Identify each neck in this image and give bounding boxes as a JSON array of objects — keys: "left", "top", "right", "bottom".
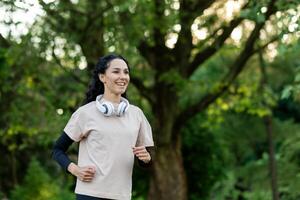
[{"left": 102, "top": 92, "right": 121, "bottom": 104}]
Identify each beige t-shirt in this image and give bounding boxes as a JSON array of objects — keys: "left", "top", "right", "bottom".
[{"left": 64, "top": 101, "right": 154, "bottom": 200}]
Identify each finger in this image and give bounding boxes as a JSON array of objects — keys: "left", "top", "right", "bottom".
[
  {"left": 81, "top": 166, "right": 95, "bottom": 173},
  {"left": 134, "top": 146, "right": 146, "bottom": 150},
  {"left": 83, "top": 172, "right": 95, "bottom": 177},
  {"left": 81, "top": 177, "right": 93, "bottom": 182},
  {"left": 133, "top": 148, "right": 146, "bottom": 152},
  {"left": 137, "top": 155, "right": 150, "bottom": 159},
  {"left": 137, "top": 152, "right": 150, "bottom": 158},
  {"left": 133, "top": 148, "right": 147, "bottom": 154},
  {"left": 86, "top": 170, "right": 95, "bottom": 175},
  {"left": 83, "top": 171, "right": 95, "bottom": 177},
  {"left": 133, "top": 146, "right": 145, "bottom": 151},
  {"left": 136, "top": 152, "right": 149, "bottom": 156},
  {"left": 137, "top": 156, "right": 150, "bottom": 162},
  {"left": 82, "top": 168, "right": 95, "bottom": 174},
  {"left": 87, "top": 166, "right": 96, "bottom": 173},
  {"left": 134, "top": 152, "right": 149, "bottom": 159},
  {"left": 84, "top": 175, "right": 95, "bottom": 180},
  {"left": 80, "top": 172, "right": 95, "bottom": 180}
]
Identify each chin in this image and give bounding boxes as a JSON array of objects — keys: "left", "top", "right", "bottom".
[{"left": 114, "top": 90, "right": 126, "bottom": 95}]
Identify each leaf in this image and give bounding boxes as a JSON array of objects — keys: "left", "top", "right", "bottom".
[{"left": 281, "top": 85, "right": 293, "bottom": 99}]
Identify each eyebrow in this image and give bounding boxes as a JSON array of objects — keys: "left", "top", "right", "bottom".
[{"left": 111, "top": 67, "right": 129, "bottom": 70}]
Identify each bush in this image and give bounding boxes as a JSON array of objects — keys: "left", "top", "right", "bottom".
[{"left": 10, "top": 159, "right": 74, "bottom": 200}]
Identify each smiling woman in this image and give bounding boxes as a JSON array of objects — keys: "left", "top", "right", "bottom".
[
  {"left": 52, "top": 54, "right": 154, "bottom": 200},
  {"left": 98, "top": 59, "right": 130, "bottom": 101}
]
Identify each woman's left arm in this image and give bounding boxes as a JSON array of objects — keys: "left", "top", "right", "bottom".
[{"left": 133, "top": 146, "right": 154, "bottom": 168}]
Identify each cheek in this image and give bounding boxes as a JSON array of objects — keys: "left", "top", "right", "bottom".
[{"left": 106, "top": 76, "right": 116, "bottom": 83}]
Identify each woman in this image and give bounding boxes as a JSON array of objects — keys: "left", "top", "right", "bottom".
[{"left": 52, "top": 54, "right": 154, "bottom": 200}]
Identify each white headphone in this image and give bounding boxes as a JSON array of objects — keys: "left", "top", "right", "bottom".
[{"left": 95, "top": 95, "right": 129, "bottom": 117}]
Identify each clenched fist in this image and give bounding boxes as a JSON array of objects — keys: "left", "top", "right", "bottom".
[
  {"left": 68, "top": 163, "right": 96, "bottom": 182},
  {"left": 132, "top": 146, "right": 151, "bottom": 163}
]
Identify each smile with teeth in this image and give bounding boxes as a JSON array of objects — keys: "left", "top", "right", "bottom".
[{"left": 116, "top": 82, "right": 126, "bottom": 86}]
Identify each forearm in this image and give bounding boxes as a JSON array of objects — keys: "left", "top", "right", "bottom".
[{"left": 52, "top": 131, "right": 74, "bottom": 171}]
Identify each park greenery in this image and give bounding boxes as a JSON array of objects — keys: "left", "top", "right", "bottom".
[{"left": 0, "top": 0, "right": 300, "bottom": 199}]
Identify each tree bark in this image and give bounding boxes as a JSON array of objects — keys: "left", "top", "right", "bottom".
[
  {"left": 146, "top": 81, "right": 187, "bottom": 200},
  {"left": 11, "top": 151, "right": 18, "bottom": 186},
  {"left": 148, "top": 143, "right": 187, "bottom": 200},
  {"left": 264, "top": 116, "right": 280, "bottom": 200},
  {"left": 259, "top": 51, "right": 279, "bottom": 200}
]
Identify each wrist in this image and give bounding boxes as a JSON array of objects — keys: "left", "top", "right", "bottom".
[{"left": 68, "top": 163, "right": 78, "bottom": 176}]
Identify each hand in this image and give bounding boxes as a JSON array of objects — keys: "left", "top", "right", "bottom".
[
  {"left": 68, "top": 163, "right": 96, "bottom": 182},
  {"left": 132, "top": 146, "right": 151, "bottom": 163}
]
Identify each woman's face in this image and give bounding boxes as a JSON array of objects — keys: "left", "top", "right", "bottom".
[{"left": 99, "top": 58, "right": 130, "bottom": 96}]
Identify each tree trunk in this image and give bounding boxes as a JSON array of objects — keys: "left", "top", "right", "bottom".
[
  {"left": 148, "top": 143, "right": 187, "bottom": 200},
  {"left": 259, "top": 51, "right": 279, "bottom": 200},
  {"left": 264, "top": 116, "right": 280, "bottom": 200},
  {"left": 11, "top": 151, "right": 18, "bottom": 186}
]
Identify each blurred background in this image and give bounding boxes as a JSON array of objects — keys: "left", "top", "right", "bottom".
[{"left": 0, "top": 0, "right": 300, "bottom": 199}]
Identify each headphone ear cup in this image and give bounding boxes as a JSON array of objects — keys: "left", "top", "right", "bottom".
[
  {"left": 117, "top": 98, "right": 129, "bottom": 116},
  {"left": 101, "top": 102, "right": 114, "bottom": 116},
  {"left": 117, "top": 102, "right": 126, "bottom": 116}
]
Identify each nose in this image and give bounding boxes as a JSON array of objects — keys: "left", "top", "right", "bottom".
[{"left": 120, "top": 72, "right": 129, "bottom": 80}]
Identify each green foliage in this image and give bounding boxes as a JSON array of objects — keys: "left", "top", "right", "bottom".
[
  {"left": 182, "top": 114, "right": 226, "bottom": 199},
  {"left": 159, "top": 69, "right": 187, "bottom": 91},
  {"left": 274, "top": 40, "right": 300, "bottom": 100},
  {"left": 179, "top": 46, "right": 238, "bottom": 111},
  {"left": 131, "top": 165, "right": 150, "bottom": 200},
  {"left": 1, "top": 0, "right": 300, "bottom": 199},
  {"left": 10, "top": 159, "right": 74, "bottom": 200},
  {"left": 242, "top": 9, "right": 266, "bottom": 23},
  {"left": 209, "top": 112, "right": 300, "bottom": 200},
  {"left": 276, "top": 0, "right": 300, "bottom": 11}
]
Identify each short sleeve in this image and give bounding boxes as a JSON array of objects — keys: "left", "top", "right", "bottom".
[
  {"left": 63, "top": 108, "right": 86, "bottom": 142},
  {"left": 136, "top": 108, "right": 154, "bottom": 147}
]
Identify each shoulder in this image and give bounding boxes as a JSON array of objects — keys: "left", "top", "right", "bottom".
[
  {"left": 128, "top": 104, "right": 149, "bottom": 121},
  {"left": 128, "top": 104, "right": 143, "bottom": 115},
  {"left": 74, "top": 101, "right": 96, "bottom": 116}
]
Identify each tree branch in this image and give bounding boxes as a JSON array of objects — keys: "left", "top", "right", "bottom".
[
  {"left": 137, "top": 0, "right": 171, "bottom": 68},
  {"left": 0, "top": 33, "right": 10, "bottom": 48},
  {"left": 153, "top": 0, "right": 166, "bottom": 47},
  {"left": 174, "top": 0, "right": 278, "bottom": 132},
  {"left": 137, "top": 40, "right": 156, "bottom": 67},
  {"left": 184, "top": 1, "right": 251, "bottom": 77},
  {"left": 253, "top": 29, "right": 294, "bottom": 54},
  {"left": 130, "top": 76, "right": 155, "bottom": 105},
  {"left": 173, "top": 0, "right": 215, "bottom": 68},
  {"left": 253, "top": 36, "right": 279, "bottom": 54},
  {"left": 38, "top": 0, "right": 71, "bottom": 31},
  {"left": 61, "top": 0, "right": 86, "bottom": 15},
  {"left": 185, "top": 17, "right": 243, "bottom": 77},
  {"left": 51, "top": 46, "right": 88, "bottom": 86}
]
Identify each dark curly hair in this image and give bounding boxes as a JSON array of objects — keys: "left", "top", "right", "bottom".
[{"left": 83, "top": 54, "right": 130, "bottom": 105}]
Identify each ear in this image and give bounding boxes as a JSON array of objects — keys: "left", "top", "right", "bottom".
[{"left": 99, "top": 74, "right": 106, "bottom": 83}]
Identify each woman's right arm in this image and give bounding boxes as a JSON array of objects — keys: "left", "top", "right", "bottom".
[
  {"left": 52, "top": 132, "right": 96, "bottom": 182},
  {"left": 52, "top": 131, "right": 74, "bottom": 172}
]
